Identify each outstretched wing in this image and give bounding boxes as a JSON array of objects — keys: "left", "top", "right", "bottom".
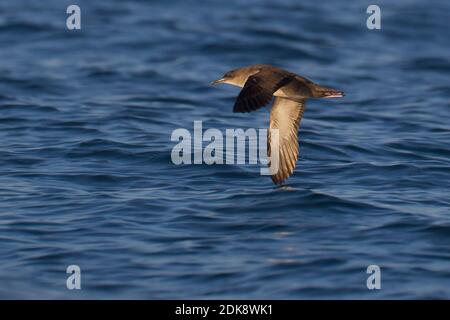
[
  {"left": 268, "top": 97, "right": 306, "bottom": 184},
  {"left": 233, "top": 69, "right": 292, "bottom": 113}
]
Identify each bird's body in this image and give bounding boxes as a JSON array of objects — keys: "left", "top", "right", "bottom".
[{"left": 212, "top": 64, "right": 344, "bottom": 184}]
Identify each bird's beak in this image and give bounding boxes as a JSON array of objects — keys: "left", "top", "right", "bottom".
[{"left": 210, "top": 78, "right": 226, "bottom": 86}]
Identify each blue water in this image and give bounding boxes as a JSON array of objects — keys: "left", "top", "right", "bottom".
[{"left": 0, "top": 0, "right": 449, "bottom": 299}]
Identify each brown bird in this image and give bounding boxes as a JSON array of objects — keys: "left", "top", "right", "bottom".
[{"left": 212, "top": 64, "right": 344, "bottom": 184}]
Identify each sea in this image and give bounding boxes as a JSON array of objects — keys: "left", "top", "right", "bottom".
[{"left": 0, "top": 0, "right": 449, "bottom": 299}]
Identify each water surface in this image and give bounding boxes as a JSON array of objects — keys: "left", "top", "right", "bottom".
[{"left": 0, "top": 0, "right": 449, "bottom": 299}]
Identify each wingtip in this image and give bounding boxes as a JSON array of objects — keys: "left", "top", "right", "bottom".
[{"left": 271, "top": 175, "right": 287, "bottom": 185}]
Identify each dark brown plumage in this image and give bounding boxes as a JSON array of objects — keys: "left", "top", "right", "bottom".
[
  {"left": 233, "top": 68, "right": 293, "bottom": 113},
  {"left": 212, "top": 64, "right": 344, "bottom": 185}
]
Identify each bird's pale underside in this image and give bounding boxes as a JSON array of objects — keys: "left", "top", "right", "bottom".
[{"left": 212, "top": 64, "right": 344, "bottom": 185}]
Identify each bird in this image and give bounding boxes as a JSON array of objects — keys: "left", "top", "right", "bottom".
[{"left": 211, "top": 64, "right": 344, "bottom": 185}]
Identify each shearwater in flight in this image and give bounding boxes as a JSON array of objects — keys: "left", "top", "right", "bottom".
[{"left": 211, "top": 64, "right": 344, "bottom": 184}]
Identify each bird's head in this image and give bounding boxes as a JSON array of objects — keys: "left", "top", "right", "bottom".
[
  {"left": 211, "top": 69, "right": 241, "bottom": 86},
  {"left": 211, "top": 65, "right": 261, "bottom": 88}
]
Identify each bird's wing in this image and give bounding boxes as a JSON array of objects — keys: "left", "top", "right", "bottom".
[
  {"left": 268, "top": 97, "right": 306, "bottom": 184},
  {"left": 233, "top": 69, "right": 292, "bottom": 113}
]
